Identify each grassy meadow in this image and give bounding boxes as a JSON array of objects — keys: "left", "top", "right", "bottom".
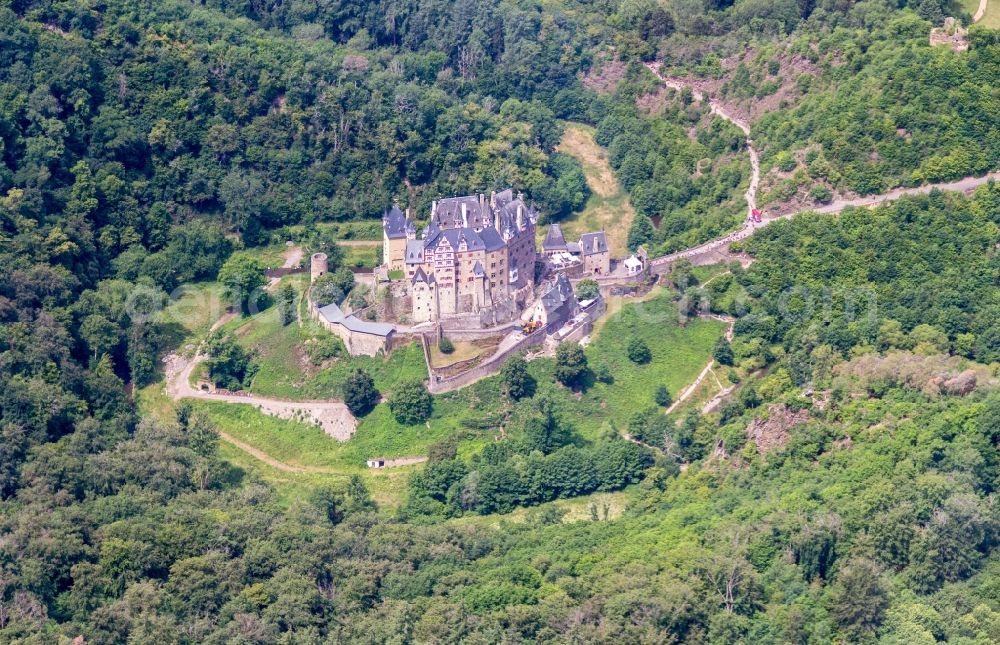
[
  {"left": 550, "top": 122, "right": 637, "bottom": 256},
  {"left": 961, "top": 0, "right": 1000, "bottom": 28}
]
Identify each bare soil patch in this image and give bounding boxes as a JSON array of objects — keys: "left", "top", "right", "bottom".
[
  {"left": 558, "top": 126, "right": 619, "bottom": 198},
  {"left": 583, "top": 58, "right": 628, "bottom": 94}
]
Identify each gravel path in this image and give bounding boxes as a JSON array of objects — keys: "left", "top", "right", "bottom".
[
  {"left": 975, "top": 0, "right": 988, "bottom": 22},
  {"left": 664, "top": 314, "right": 735, "bottom": 415},
  {"left": 163, "top": 351, "right": 358, "bottom": 440},
  {"left": 645, "top": 63, "right": 760, "bottom": 218}
]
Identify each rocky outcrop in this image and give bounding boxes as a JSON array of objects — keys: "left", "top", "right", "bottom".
[{"left": 746, "top": 404, "right": 810, "bottom": 455}]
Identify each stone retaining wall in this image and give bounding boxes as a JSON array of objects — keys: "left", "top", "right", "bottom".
[
  {"left": 440, "top": 325, "right": 518, "bottom": 342},
  {"left": 427, "top": 328, "right": 547, "bottom": 394}
]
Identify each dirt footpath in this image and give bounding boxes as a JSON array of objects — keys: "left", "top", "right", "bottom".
[{"left": 163, "top": 351, "right": 358, "bottom": 440}]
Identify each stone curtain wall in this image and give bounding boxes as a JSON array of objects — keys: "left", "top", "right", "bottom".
[{"left": 426, "top": 327, "right": 547, "bottom": 394}]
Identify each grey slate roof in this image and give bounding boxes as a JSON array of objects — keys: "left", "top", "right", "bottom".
[
  {"left": 566, "top": 242, "right": 581, "bottom": 254},
  {"left": 411, "top": 266, "right": 435, "bottom": 285},
  {"left": 342, "top": 316, "right": 395, "bottom": 336},
  {"left": 424, "top": 226, "right": 508, "bottom": 254},
  {"left": 405, "top": 239, "right": 425, "bottom": 264},
  {"left": 402, "top": 189, "right": 536, "bottom": 263},
  {"left": 533, "top": 274, "right": 579, "bottom": 331},
  {"left": 318, "top": 302, "right": 345, "bottom": 324},
  {"left": 427, "top": 190, "right": 537, "bottom": 236},
  {"left": 542, "top": 224, "right": 568, "bottom": 251},
  {"left": 479, "top": 226, "right": 505, "bottom": 252},
  {"left": 472, "top": 261, "right": 485, "bottom": 277},
  {"left": 422, "top": 218, "right": 440, "bottom": 241},
  {"left": 317, "top": 302, "right": 394, "bottom": 337},
  {"left": 434, "top": 196, "right": 491, "bottom": 228},
  {"left": 540, "top": 274, "right": 576, "bottom": 313},
  {"left": 579, "top": 231, "right": 608, "bottom": 256},
  {"left": 383, "top": 204, "right": 408, "bottom": 239}
]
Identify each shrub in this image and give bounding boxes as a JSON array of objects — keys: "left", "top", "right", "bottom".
[
  {"left": 311, "top": 267, "right": 355, "bottom": 306},
  {"left": 276, "top": 283, "right": 296, "bottom": 326},
  {"left": 206, "top": 332, "right": 257, "bottom": 390},
  {"left": 576, "top": 279, "right": 600, "bottom": 301},
  {"left": 438, "top": 337, "right": 454, "bottom": 354},
  {"left": 500, "top": 355, "right": 535, "bottom": 400},
  {"left": 554, "top": 342, "right": 588, "bottom": 388},
  {"left": 389, "top": 380, "right": 433, "bottom": 425},
  {"left": 342, "top": 369, "right": 379, "bottom": 416},
  {"left": 627, "top": 337, "right": 651, "bottom": 364},
  {"left": 655, "top": 385, "right": 672, "bottom": 407},
  {"left": 775, "top": 151, "right": 797, "bottom": 172},
  {"left": 809, "top": 184, "right": 833, "bottom": 204},
  {"left": 713, "top": 338, "right": 735, "bottom": 366},
  {"left": 304, "top": 335, "right": 342, "bottom": 365}
]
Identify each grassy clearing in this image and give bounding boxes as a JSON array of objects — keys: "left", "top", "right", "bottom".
[
  {"left": 582, "top": 289, "right": 725, "bottom": 425},
  {"left": 188, "top": 392, "right": 493, "bottom": 489},
  {"left": 136, "top": 379, "right": 432, "bottom": 509},
  {"left": 283, "top": 220, "right": 382, "bottom": 241},
  {"left": 691, "top": 263, "right": 731, "bottom": 284},
  {"left": 429, "top": 337, "right": 499, "bottom": 368},
  {"left": 449, "top": 489, "right": 632, "bottom": 528},
  {"left": 158, "top": 282, "right": 228, "bottom": 349},
  {"left": 339, "top": 244, "right": 379, "bottom": 269},
  {"left": 504, "top": 287, "right": 725, "bottom": 442},
  {"left": 981, "top": 2, "right": 1000, "bottom": 28},
  {"left": 960, "top": 0, "right": 1000, "bottom": 27},
  {"left": 553, "top": 122, "right": 637, "bottom": 256}
]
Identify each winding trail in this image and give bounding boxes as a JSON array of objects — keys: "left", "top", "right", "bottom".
[
  {"left": 166, "top": 245, "right": 355, "bottom": 438},
  {"left": 645, "top": 63, "right": 759, "bottom": 219},
  {"left": 643, "top": 62, "right": 1000, "bottom": 412},
  {"left": 975, "top": 0, "right": 988, "bottom": 23},
  {"left": 643, "top": 62, "right": 1000, "bottom": 270},
  {"left": 163, "top": 243, "right": 431, "bottom": 471},
  {"left": 164, "top": 350, "right": 357, "bottom": 440},
  {"left": 665, "top": 314, "right": 735, "bottom": 415}
]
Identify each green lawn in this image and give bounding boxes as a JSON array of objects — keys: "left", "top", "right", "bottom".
[
  {"left": 691, "top": 263, "right": 731, "bottom": 284},
  {"left": 585, "top": 290, "right": 724, "bottom": 418},
  {"left": 216, "top": 441, "right": 415, "bottom": 510},
  {"left": 283, "top": 220, "right": 382, "bottom": 241},
  {"left": 158, "top": 281, "right": 228, "bottom": 349},
  {"left": 340, "top": 244, "right": 380, "bottom": 269}
]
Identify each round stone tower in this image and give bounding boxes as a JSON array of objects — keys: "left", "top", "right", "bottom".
[{"left": 310, "top": 252, "right": 328, "bottom": 282}]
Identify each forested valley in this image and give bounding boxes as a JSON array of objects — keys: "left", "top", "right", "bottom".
[{"left": 3, "top": 0, "right": 1000, "bottom": 642}]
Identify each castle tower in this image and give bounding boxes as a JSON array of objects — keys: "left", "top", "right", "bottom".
[{"left": 310, "top": 252, "right": 328, "bottom": 283}]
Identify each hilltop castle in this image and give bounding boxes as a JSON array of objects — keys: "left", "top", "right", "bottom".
[{"left": 383, "top": 190, "right": 538, "bottom": 323}]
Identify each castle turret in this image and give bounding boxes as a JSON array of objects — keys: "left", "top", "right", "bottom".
[{"left": 311, "top": 253, "right": 328, "bottom": 282}]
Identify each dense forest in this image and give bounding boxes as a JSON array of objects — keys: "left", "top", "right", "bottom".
[{"left": 4, "top": 0, "right": 1000, "bottom": 642}]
